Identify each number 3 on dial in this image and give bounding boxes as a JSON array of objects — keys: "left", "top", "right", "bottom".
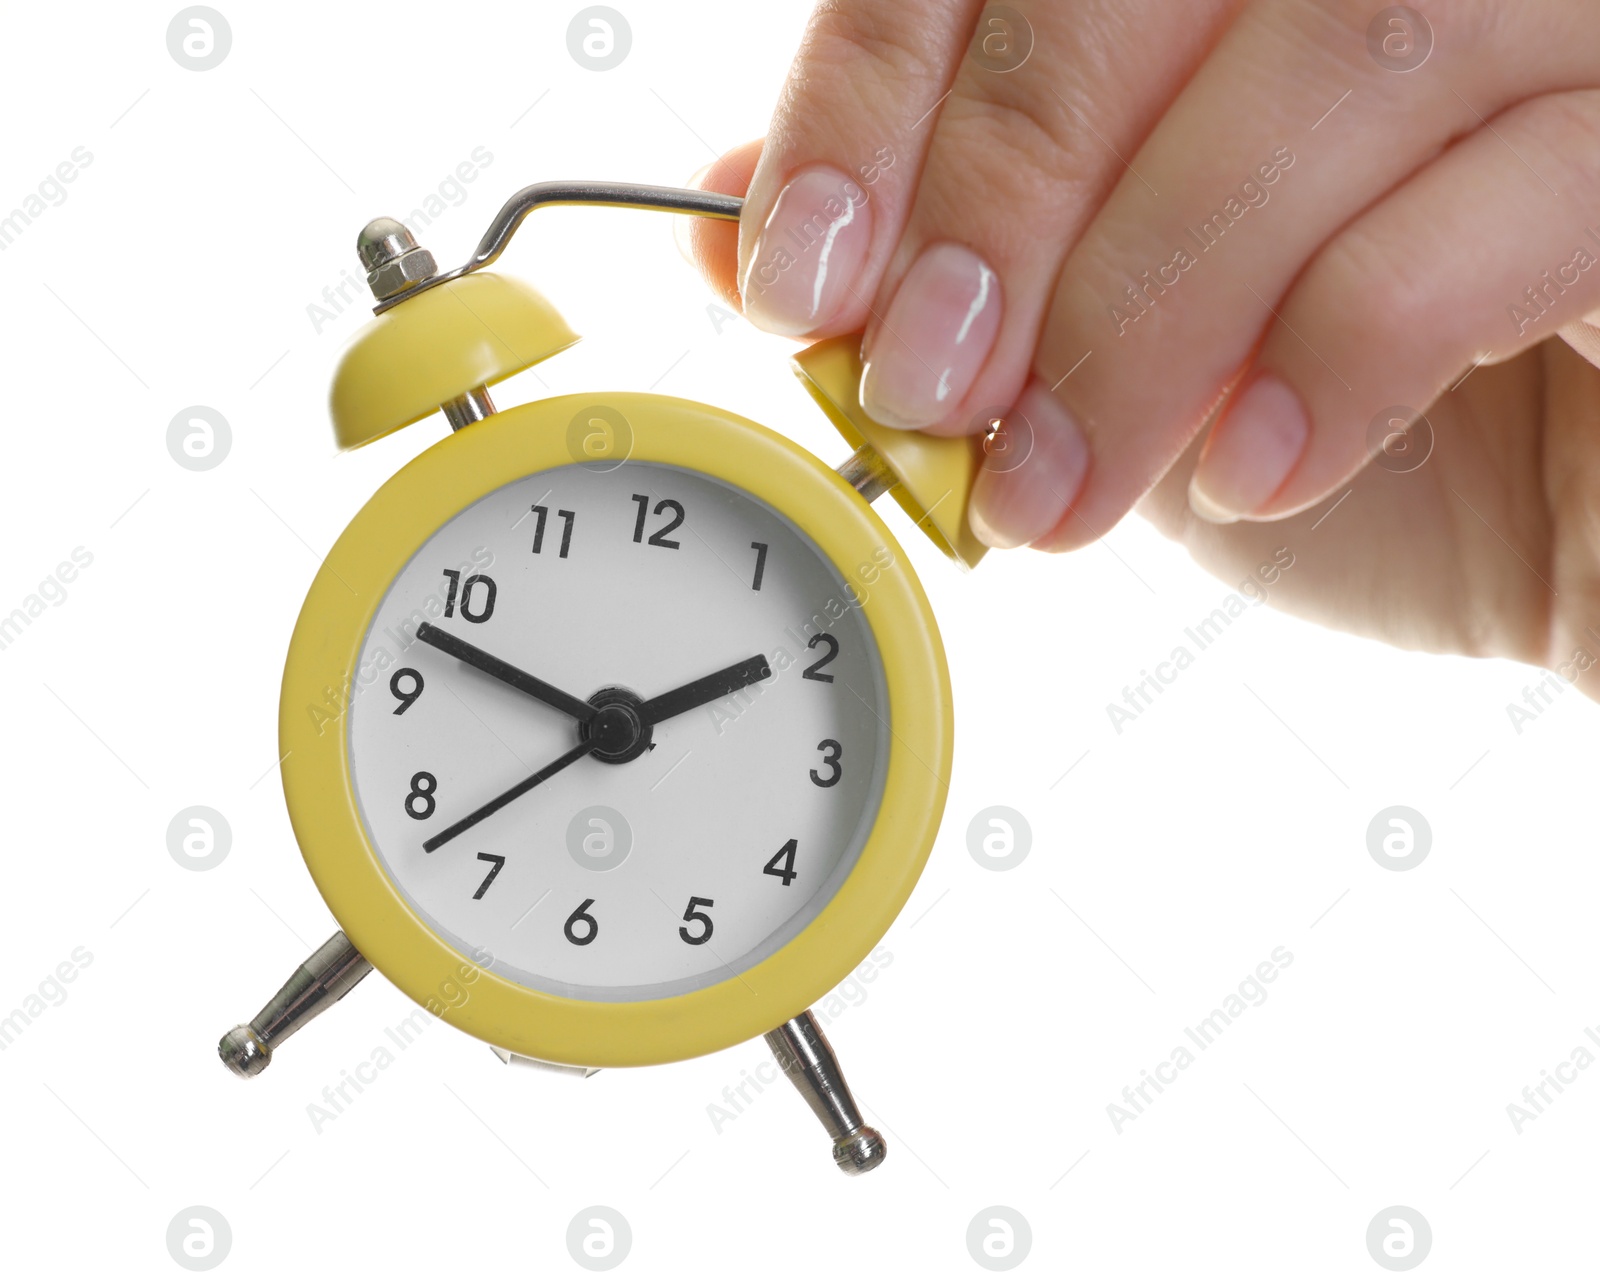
[{"left": 810, "top": 739, "right": 842, "bottom": 787}]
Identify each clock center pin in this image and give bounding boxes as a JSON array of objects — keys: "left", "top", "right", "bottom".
[{"left": 582, "top": 687, "right": 652, "bottom": 764}]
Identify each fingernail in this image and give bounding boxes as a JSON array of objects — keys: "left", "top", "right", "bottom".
[
  {"left": 740, "top": 165, "right": 873, "bottom": 336},
  {"left": 860, "top": 243, "right": 1001, "bottom": 430},
  {"left": 969, "top": 381, "right": 1090, "bottom": 549},
  {"left": 1188, "top": 373, "right": 1309, "bottom": 524}
]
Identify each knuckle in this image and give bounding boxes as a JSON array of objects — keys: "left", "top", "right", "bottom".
[
  {"left": 1315, "top": 223, "right": 1436, "bottom": 343},
  {"left": 917, "top": 90, "right": 1090, "bottom": 230},
  {"left": 944, "top": 92, "right": 1072, "bottom": 173},
  {"left": 803, "top": 3, "right": 959, "bottom": 92},
  {"left": 1511, "top": 90, "right": 1600, "bottom": 180}
]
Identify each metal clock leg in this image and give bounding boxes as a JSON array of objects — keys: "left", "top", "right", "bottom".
[
  {"left": 217, "top": 931, "right": 373, "bottom": 1078},
  {"left": 765, "top": 1011, "right": 888, "bottom": 1175}
]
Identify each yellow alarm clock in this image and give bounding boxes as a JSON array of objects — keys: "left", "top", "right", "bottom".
[{"left": 217, "top": 181, "right": 987, "bottom": 1175}]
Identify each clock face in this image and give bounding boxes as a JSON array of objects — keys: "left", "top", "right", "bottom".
[{"left": 347, "top": 461, "right": 890, "bottom": 1002}]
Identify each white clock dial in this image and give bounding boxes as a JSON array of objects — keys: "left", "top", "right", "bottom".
[{"left": 348, "top": 461, "right": 890, "bottom": 1001}]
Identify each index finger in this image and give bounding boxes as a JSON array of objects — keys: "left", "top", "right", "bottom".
[{"left": 732, "top": 0, "right": 984, "bottom": 338}]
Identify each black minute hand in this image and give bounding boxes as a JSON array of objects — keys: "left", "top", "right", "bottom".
[
  {"left": 415, "top": 622, "right": 595, "bottom": 723},
  {"left": 638, "top": 655, "right": 772, "bottom": 726}
]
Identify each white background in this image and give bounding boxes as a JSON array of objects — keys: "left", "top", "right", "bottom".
[{"left": 1, "top": 2, "right": 1594, "bottom": 1274}]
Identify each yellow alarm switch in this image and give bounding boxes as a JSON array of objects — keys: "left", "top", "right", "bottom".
[{"left": 793, "top": 335, "right": 989, "bottom": 571}]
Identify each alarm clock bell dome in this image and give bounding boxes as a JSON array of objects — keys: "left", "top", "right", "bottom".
[{"left": 329, "top": 219, "right": 579, "bottom": 451}]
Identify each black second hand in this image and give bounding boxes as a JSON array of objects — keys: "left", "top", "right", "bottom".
[{"left": 423, "top": 739, "right": 597, "bottom": 853}]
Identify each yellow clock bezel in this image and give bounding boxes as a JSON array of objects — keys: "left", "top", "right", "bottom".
[{"left": 279, "top": 393, "right": 952, "bottom": 1068}]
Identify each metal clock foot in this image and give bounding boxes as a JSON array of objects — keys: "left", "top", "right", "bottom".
[
  {"left": 764, "top": 1011, "right": 887, "bottom": 1175},
  {"left": 217, "top": 931, "right": 373, "bottom": 1078}
]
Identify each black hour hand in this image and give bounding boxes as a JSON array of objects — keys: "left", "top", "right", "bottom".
[{"left": 638, "top": 655, "right": 771, "bottom": 726}]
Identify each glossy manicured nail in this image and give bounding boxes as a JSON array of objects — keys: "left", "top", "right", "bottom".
[
  {"left": 860, "top": 243, "right": 1001, "bottom": 430},
  {"left": 1189, "top": 373, "right": 1309, "bottom": 524},
  {"left": 969, "top": 381, "right": 1090, "bottom": 549},
  {"left": 740, "top": 165, "right": 872, "bottom": 336}
]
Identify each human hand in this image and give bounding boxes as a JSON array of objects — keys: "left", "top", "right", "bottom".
[{"left": 684, "top": 1, "right": 1600, "bottom": 690}]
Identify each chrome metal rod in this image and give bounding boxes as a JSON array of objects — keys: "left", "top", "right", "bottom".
[
  {"left": 441, "top": 384, "right": 496, "bottom": 431},
  {"left": 765, "top": 1011, "right": 887, "bottom": 1175},
  {"left": 218, "top": 931, "right": 372, "bottom": 1078},
  {"left": 836, "top": 444, "right": 897, "bottom": 504},
  {"left": 375, "top": 181, "right": 744, "bottom": 314}
]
